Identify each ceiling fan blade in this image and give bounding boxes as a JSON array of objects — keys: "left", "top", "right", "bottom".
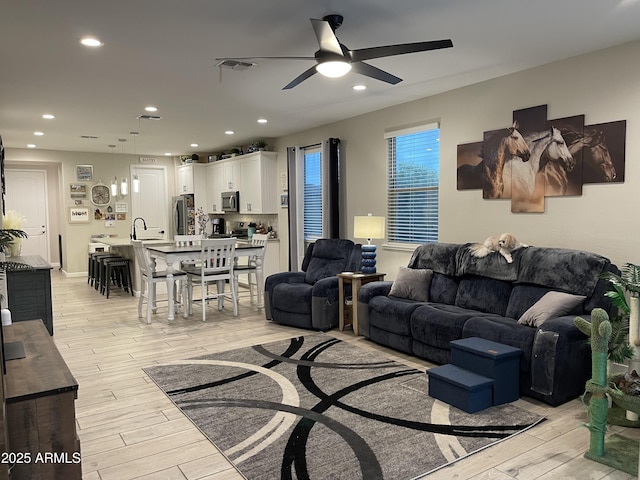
[
  {"left": 215, "top": 56, "right": 316, "bottom": 62},
  {"left": 282, "top": 65, "right": 318, "bottom": 90},
  {"left": 350, "top": 39, "right": 453, "bottom": 62},
  {"left": 350, "top": 61, "right": 402, "bottom": 85},
  {"left": 310, "top": 18, "right": 344, "bottom": 57}
]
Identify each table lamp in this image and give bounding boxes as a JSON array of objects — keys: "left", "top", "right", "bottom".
[{"left": 354, "top": 214, "right": 385, "bottom": 273}]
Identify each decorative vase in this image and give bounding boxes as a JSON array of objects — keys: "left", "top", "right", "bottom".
[{"left": 7, "top": 240, "right": 21, "bottom": 257}]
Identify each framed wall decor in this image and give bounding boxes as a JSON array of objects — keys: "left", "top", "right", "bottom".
[
  {"left": 76, "top": 165, "right": 93, "bottom": 181},
  {"left": 68, "top": 206, "right": 90, "bottom": 223},
  {"left": 70, "top": 183, "right": 87, "bottom": 198}
]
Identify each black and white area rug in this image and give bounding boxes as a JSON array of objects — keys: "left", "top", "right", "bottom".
[{"left": 144, "top": 334, "right": 544, "bottom": 480}]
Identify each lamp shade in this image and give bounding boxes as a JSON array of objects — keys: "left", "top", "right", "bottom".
[{"left": 354, "top": 215, "right": 385, "bottom": 240}]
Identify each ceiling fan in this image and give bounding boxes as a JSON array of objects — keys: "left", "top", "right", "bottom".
[{"left": 215, "top": 14, "right": 453, "bottom": 90}]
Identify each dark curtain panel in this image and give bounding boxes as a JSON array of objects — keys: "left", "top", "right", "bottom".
[
  {"left": 286, "top": 146, "right": 299, "bottom": 271},
  {"left": 325, "top": 138, "right": 340, "bottom": 238}
]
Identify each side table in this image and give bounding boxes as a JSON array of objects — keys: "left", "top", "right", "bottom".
[{"left": 337, "top": 272, "right": 385, "bottom": 336}]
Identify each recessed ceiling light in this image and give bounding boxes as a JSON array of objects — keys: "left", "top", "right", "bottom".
[
  {"left": 164, "top": 152, "right": 172, "bottom": 156},
  {"left": 225, "top": 130, "right": 235, "bottom": 135},
  {"left": 145, "top": 106, "right": 158, "bottom": 112},
  {"left": 34, "top": 131, "right": 44, "bottom": 136},
  {"left": 257, "top": 118, "right": 268, "bottom": 124},
  {"left": 190, "top": 143, "right": 199, "bottom": 148},
  {"left": 80, "top": 37, "right": 103, "bottom": 47},
  {"left": 353, "top": 84, "right": 367, "bottom": 91},
  {"left": 42, "top": 114, "right": 55, "bottom": 119},
  {"left": 27, "top": 144, "right": 36, "bottom": 148}
]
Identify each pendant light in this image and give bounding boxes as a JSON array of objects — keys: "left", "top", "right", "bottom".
[
  {"left": 131, "top": 131, "right": 140, "bottom": 193},
  {"left": 108, "top": 144, "right": 118, "bottom": 197}
]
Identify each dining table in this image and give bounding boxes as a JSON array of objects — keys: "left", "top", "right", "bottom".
[{"left": 145, "top": 242, "right": 265, "bottom": 322}]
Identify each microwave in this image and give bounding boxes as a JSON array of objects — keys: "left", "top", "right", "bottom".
[{"left": 221, "top": 191, "right": 240, "bottom": 212}]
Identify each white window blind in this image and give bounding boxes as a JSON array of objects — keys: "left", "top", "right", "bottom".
[
  {"left": 386, "top": 123, "right": 440, "bottom": 244},
  {"left": 303, "top": 149, "right": 323, "bottom": 241}
]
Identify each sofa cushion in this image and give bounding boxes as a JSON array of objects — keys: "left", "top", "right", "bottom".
[
  {"left": 389, "top": 267, "right": 433, "bottom": 302},
  {"left": 411, "top": 304, "right": 491, "bottom": 350},
  {"left": 505, "top": 284, "right": 553, "bottom": 319},
  {"left": 369, "top": 296, "right": 421, "bottom": 336},
  {"left": 429, "top": 273, "right": 459, "bottom": 305},
  {"left": 272, "top": 283, "right": 313, "bottom": 314},
  {"left": 455, "top": 276, "right": 512, "bottom": 316},
  {"left": 304, "top": 239, "right": 353, "bottom": 284},
  {"left": 517, "top": 291, "right": 586, "bottom": 327}
]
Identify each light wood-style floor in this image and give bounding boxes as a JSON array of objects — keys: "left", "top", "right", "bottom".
[{"left": 49, "top": 270, "right": 638, "bottom": 480}]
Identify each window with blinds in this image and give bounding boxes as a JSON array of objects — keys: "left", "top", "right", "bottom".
[
  {"left": 303, "top": 149, "right": 323, "bottom": 241},
  {"left": 385, "top": 123, "right": 440, "bottom": 245}
]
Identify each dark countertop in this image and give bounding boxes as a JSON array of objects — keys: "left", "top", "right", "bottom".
[{"left": 4, "top": 255, "right": 52, "bottom": 270}]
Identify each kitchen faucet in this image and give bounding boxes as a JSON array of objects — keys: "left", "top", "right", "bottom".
[{"left": 131, "top": 217, "right": 147, "bottom": 240}]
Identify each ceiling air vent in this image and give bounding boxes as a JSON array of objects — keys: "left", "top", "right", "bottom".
[
  {"left": 137, "top": 115, "right": 162, "bottom": 121},
  {"left": 215, "top": 59, "right": 255, "bottom": 71},
  {"left": 81, "top": 135, "right": 98, "bottom": 139}
]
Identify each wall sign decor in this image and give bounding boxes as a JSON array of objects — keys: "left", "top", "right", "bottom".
[
  {"left": 115, "top": 202, "right": 128, "bottom": 213},
  {"left": 456, "top": 104, "right": 626, "bottom": 213},
  {"left": 68, "top": 206, "right": 90, "bottom": 223},
  {"left": 76, "top": 165, "right": 93, "bottom": 181},
  {"left": 70, "top": 183, "right": 87, "bottom": 198}
]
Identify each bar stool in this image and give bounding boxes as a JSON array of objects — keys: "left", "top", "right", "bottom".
[
  {"left": 87, "top": 243, "right": 110, "bottom": 284},
  {"left": 90, "top": 252, "right": 119, "bottom": 290},
  {"left": 100, "top": 256, "right": 134, "bottom": 298}
]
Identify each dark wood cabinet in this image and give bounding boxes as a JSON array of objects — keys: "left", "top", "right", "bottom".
[
  {"left": 4, "top": 320, "right": 81, "bottom": 480},
  {"left": 6, "top": 256, "right": 53, "bottom": 335}
]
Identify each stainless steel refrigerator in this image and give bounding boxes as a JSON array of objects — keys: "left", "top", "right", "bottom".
[{"left": 172, "top": 194, "right": 195, "bottom": 235}]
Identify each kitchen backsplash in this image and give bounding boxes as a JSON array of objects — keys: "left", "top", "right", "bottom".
[{"left": 209, "top": 213, "right": 279, "bottom": 238}]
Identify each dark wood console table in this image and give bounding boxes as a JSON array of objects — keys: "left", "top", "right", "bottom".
[
  {"left": 4, "top": 320, "right": 81, "bottom": 480},
  {"left": 6, "top": 255, "right": 54, "bottom": 335}
]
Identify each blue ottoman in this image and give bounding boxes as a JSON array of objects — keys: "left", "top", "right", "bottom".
[
  {"left": 427, "top": 364, "right": 494, "bottom": 413},
  {"left": 451, "top": 337, "right": 522, "bottom": 405}
]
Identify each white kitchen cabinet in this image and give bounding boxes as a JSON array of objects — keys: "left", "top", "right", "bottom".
[
  {"left": 206, "top": 163, "right": 225, "bottom": 213},
  {"left": 238, "top": 151, "right": 278, "bottom": 214},
  {"left": 206, "top": 152, "right": 278, "bottom": 214},
  {"left": 176, "top": 163, "right": 207, "bottom": 211}
]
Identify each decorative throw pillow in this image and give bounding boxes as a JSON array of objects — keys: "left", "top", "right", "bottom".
[
  {"left": 517, "top": 291, "right": 586, "bottom": 327},
  {"left": 389, "top": 267, "right": 433, "bottom": 302}
]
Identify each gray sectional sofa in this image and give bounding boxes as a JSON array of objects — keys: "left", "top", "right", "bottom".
[{"left": 357, "top": 243, "right": 618, "bottom": 406}]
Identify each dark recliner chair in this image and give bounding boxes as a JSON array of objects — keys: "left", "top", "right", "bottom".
[{"left": 264, "top": 239, "right": 361, "bottom": 330}]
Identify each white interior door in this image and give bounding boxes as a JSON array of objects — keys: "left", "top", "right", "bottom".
[
  {"left": 4, "top": 169, "right": 50, "bottom": 259},
  {"left": 130, "top": 164, "right": 169, "bottom": 238}
]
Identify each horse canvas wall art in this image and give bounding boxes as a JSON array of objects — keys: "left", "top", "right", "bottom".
[
  {"left": 454, "top": 104, "right": 626, "bottom": 214},
  {"left": 481, "top": 123, "right": 530, "bottom": 200}
]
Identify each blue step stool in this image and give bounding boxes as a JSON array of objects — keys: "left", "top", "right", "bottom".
[
  {"left": 427, "top": 364, "right": 494, "bottom": 413},
  {"left": 451, "top": 337, "right": 522, "bottom": 405}
]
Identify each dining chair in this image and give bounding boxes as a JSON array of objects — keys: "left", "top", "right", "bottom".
[
  {"left": 233, "top": 233, "right": 268, "bottom": 308},
  {"left": 174, "top": 234, "right": 204, "bottom": 296},
  {"left": 184, "top": 237, "right": 237, "bottom": 322},
  {"left": 131, "top": 240, "right": 188, "bottom": 324}
]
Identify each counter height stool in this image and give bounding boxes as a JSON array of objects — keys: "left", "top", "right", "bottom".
[
  {"left": 101, "top": 256, "right": 134, "bottom": 299},
  {"left": 90, "top": 252, "right": 119, "bottom": 290},
  {"left": 184, "top": 238, "right": 237, "bottom": 322},
  {"left": 233, "top": 234, "right": 268, "bottom": 308},
  {"left": 132, "top": 240, "right": 188, "bottom": 323}
]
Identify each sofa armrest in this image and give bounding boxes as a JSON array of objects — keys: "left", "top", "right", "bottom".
[
  {"left": 355, "top": 281, "right": 393, "bottom": 338},
  {"left": 312, "top": 276, "right": 340, "bottom": 301},
  {"left": 358, "top": 281, "right": 393, "bottom": 303},
  {"left": 264, "top": 272, "right": 307, "bottom": 320}
]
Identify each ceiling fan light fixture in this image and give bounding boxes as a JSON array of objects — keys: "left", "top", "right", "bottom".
[{"left": 316, "top": 61, "right": 351, "bottom": 78}]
